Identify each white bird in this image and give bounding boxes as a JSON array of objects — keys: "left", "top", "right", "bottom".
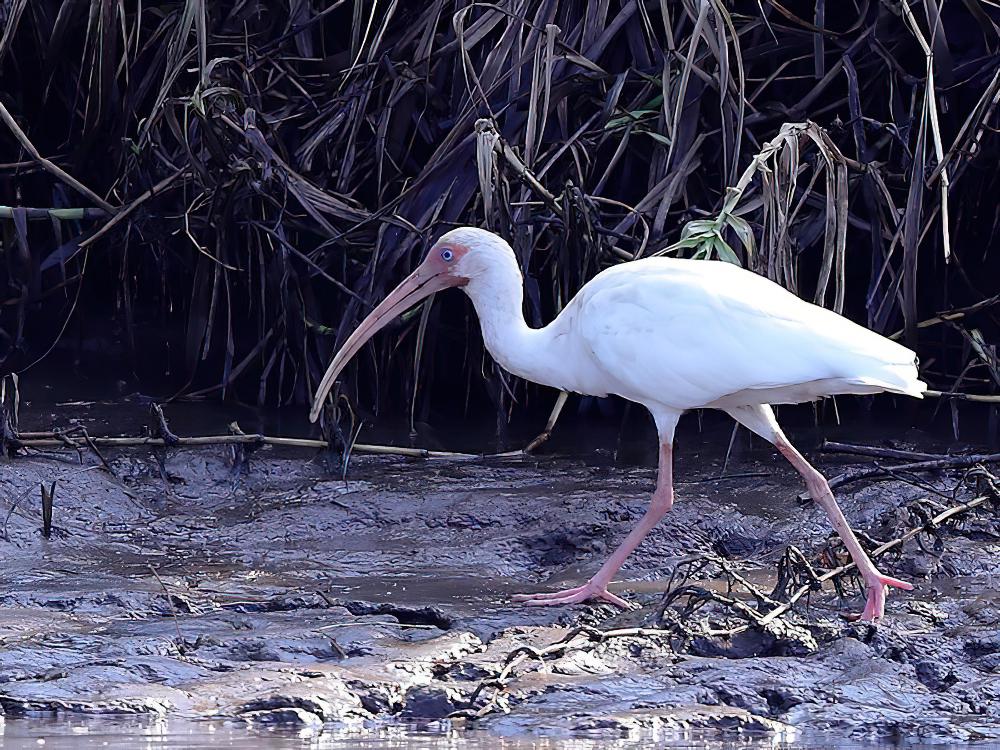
[{"left": 311, "top": 227, "right": 925, "bottom": 621}]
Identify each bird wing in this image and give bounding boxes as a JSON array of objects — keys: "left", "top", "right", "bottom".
[{"left": 571, "top": 257, "right": 921, "bottom": 410}]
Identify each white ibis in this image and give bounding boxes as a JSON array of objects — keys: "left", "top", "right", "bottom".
[{"left": 311, "top": 227, "right": 924, "bottom": 621}]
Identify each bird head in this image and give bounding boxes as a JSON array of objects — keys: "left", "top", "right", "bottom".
[{"left": 309, "top": 227, "right": 515, "bottom": 422}]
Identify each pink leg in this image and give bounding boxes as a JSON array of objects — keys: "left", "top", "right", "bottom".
[
  {"left": 775, "top": 436, "right": 913, "bottom": 621},
  {"left": 512, "top": 442, "right": 675, "bottom": 609}
]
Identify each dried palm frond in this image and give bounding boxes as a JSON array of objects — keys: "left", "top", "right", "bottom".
[{"left": 0, "top": 1, "right": 996, "bottom": 425}]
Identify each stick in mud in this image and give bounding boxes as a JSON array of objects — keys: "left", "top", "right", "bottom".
[
  {"left": 148, "top": 564, "right": 183, "bottom": 644},
  {"left": 39, "top": 481, "right": 54, "bottom": 538}
]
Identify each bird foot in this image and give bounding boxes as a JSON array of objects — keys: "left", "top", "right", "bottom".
[
  {"left": 847, "top": 572, "right": 914, "bottom": 622},
  {"left": 511, "top": 582, "right": 634, "bottom": 609}
]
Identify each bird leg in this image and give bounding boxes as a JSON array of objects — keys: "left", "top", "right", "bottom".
[
  {"left": 774, "top": 435, "right": 914, "bottom": 621},
  {"left": 512, "top": 442, "right": 674, "bottom": 609},
  {"left": 725, "top": 404, "right": 913, "bottom": 621}
]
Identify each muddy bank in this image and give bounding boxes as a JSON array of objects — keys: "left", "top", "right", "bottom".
[{"left": 0, "top": 427, "right": 998, "bottom": 745}]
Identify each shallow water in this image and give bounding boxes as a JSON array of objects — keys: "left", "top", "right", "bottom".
[{"left": 0, "top": 717, "right": 973, "bottom": 749}]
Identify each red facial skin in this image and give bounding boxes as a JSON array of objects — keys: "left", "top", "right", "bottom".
[
  {"left": 309, "top": 241, "right": 471, "bottom": 422},
  {"left": 422, "top": 241, "right": 471, "bottom": 280}
]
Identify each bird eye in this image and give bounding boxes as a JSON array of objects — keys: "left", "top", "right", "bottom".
[{"left": 440, "top": 248, "right": 454, "bottom": 262}]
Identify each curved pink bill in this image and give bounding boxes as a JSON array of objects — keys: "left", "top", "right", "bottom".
[{"left": 309, "top": 262, "right": 458, "bottom": 423}]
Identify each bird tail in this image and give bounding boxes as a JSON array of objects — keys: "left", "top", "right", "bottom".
[{"left": 846, "top": 363, "right": 927, "bottom": 398}]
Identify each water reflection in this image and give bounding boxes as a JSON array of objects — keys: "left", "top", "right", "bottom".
[{"left": 0, "top": 716, "right": 875, "bottom": 749}]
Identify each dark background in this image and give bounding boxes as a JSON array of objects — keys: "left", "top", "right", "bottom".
[{"left": 1, "top": 1, "right": 998, "bottom": 446}]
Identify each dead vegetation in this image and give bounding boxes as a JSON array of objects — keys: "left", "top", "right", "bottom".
[{"left": 0, "top": 1, "right": 998, "bottom": 428}]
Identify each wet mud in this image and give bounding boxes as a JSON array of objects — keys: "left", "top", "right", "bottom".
[{"left": 0, "top": 420, "right": 998, "bottom": 745}]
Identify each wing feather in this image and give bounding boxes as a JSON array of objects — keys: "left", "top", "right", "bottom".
[{"left": 571, "top": 258, "right": 923, "bottom": 410}]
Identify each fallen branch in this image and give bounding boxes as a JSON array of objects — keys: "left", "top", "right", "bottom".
[
  {"left": 13, "top": 430, "right": 472, "bottom": 459},
  {"left": 924, "top": 390, "right": 1000, "bottom": 404},
  {"left": 819, "top": 440, "right": 945, "bottom": 462},
  {"left": 797, "top": 452, "right": 1000, "bottom": 501}
]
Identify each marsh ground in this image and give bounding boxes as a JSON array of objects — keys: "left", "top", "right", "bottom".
[{"left": 0, "top": 385, "right": 997, "bottom": 747}]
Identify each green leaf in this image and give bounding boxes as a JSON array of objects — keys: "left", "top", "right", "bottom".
[
  {"left": 680, "top": 219, "right": 715, "bottom": 240},
  {"left": 725, "top": 215, "right": 756, "bottom": 260},
  {"left": 711, "top": 235, "right": 740, "bottom": 264},
  {"left": 604, "top": 109, "right": 658, "bottom": 130}
]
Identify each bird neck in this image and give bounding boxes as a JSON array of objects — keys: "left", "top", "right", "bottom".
[{"left": 461, "top": 260, "right": 552, "bottom": 385}]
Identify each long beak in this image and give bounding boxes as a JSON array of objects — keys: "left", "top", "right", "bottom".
[{"left": 310, "top": 262, "right": 459, "bottom": 423}]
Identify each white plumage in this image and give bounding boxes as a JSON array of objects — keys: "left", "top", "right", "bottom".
[
  {"left": 558, "top": 256, "right": 924, "bottom": 409},
  {"left": 312, "top": 227, "right": 924, "bottom": 620}
]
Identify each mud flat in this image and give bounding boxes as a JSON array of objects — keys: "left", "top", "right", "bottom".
[{"left": 0, "top": 430, "right": 997, "bottom": 746}]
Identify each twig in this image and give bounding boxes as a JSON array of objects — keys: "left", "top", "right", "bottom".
[
  {"left": 797, "top": 453, "right": 1000, "bottom": 501},
  {"left": 924, "top": 390, "right": 1000, "bottom": 404},
  {"left": 150, "top": 404, "right": 180, "bottom": 446},
  {"left": 14, "top": 432, "right": 473, "bottom": 459},
  {"left": 54, "top": 430, "right": 86, "bottom": 462},
  {"left": 78, "top": 168, "right": 186, "bottom": 249},
  {"left": 0, "top": 206, "right": 108, "bottom": 221},
  {"left": 1, "top": 484, "right": 37, "bottom": 541},
  {"left": 59, "top": 426, "right": 116, "bottom": 475},
  {"left": 678, "top": 471, "right": 771, "bottom": 485},
  {"left": 524, "top": 390, "right": 569, "bottom": 453},
  {"left": 888, "top": 295, "right": 1000, "bottom": 341},
  {"left": 315, "top": 620, "right": 439, "bottom": 631},
  {"left": 147, "top": 564, "right": 183, "bottom": 643},
  {"left": 754, "top": 492, "right": 993, "bottom": 629},
  {"left": 0, "top": 100, "right": 116, "bottom": 214},
  {"left": 450, "top": 625, "right": 675, "bottom": 720},
  {"left": 820, "top": 440, "right": 945, "bottom": 461}
]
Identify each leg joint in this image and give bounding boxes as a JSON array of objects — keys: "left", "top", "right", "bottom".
[{"left": 651, "top": 488, "right": 674, "bottom": 513}]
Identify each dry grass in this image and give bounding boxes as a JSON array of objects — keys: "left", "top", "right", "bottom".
[{"left": 0, "top": 1, "right": 998, "bottom": 423}]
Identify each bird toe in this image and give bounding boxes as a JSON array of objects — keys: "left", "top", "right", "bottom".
[
  {"left": 511, "top": 585, "right": 587, "bottom": 602},
  {"left": 511, "top": 584, "right": 632, "bottom": 609}
]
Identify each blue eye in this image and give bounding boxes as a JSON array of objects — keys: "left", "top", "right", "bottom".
[{"left": 441, "top": 248, "right": 454, "bottom": 262}]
